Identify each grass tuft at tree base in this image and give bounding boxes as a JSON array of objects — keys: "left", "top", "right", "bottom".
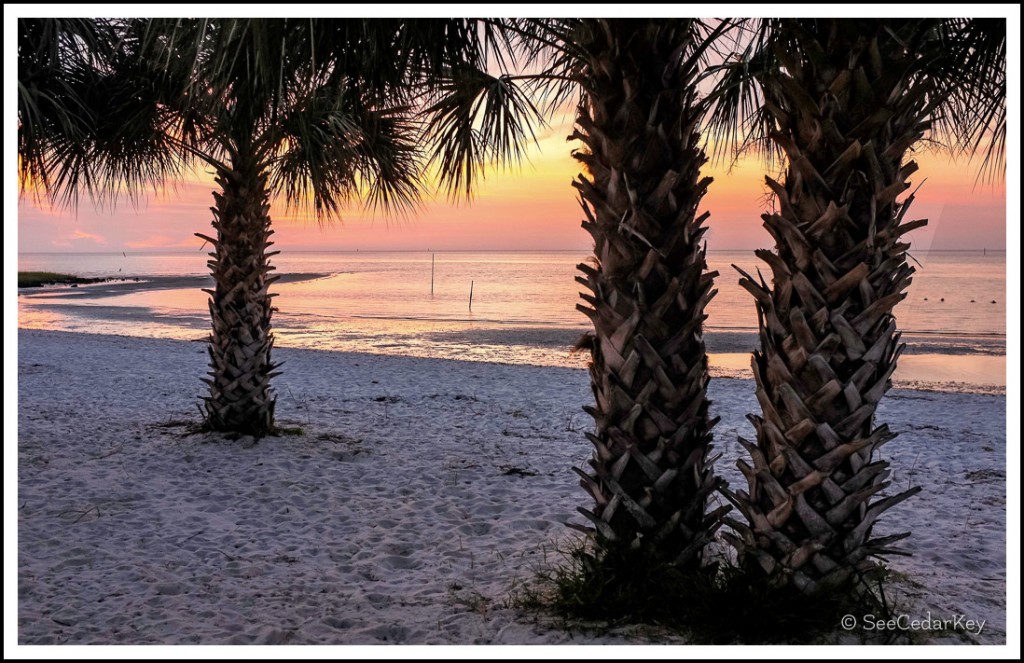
[
  {"left": 191, "top": 420, "right": 305, "bottom": 441},
  {"left": 513, "top": 536, "right": 899, "bottom": 644}
]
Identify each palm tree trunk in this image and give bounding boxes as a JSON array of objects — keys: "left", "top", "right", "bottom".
[
  {"left": 722, "top": 19, "right": 929, "bottom": 594},
  {"left": 573, "top": 19, "right": 723, "bottom": 571},
  {"left": 200, "top": 158, "right": 279, "bottom": 436}
]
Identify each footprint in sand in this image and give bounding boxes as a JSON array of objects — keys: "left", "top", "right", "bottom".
[
  {"left": 510, "top": 518, "right": 552, "bottom": 531},
  {"left": 456, "top": 522, "right": 492, "bottom": 536},
  {"left": 357, "top": 623, "right": 410, "bottom": 643},
  {"left": 323, "top": 616, "right": 353, "bottom": 630},
  {"left": 379, "top": 555, "right": 422, "bottom": 571}
]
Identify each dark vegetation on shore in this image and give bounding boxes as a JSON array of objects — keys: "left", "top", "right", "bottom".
[{"left": 17, "top": 272, "right": 106, "bottom": 288}]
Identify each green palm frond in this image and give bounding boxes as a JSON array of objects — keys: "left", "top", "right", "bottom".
[
  {"left": 18, "top": 18, "right": 116, "bottom": 198},
  {"left": 19, "top": 18, "right": 222, "bottom": 206},
  {"left": 705, "top": 18, "right": 1006, "bottom": 180},
  {"left": 422, "top": 64, "right": 545, "bottom": 200},
  {"left": 353, "top": 108, "right": 424, "bottom": 215},
  {"left": 928, "top": 18, "right": 1007, "bottom": 181},
  {"left": 268, "top": 85, "right": 366, "bottom": 218},
  {"left": 506, "top": 18, "right": 588, "bottom": 116},
  {"left": 268, "top": 83, "right": 423, "bottom": 219},
  {"left": 703, "top": 19, "right": 780, "bottom": 167},
  {"left": 20, "top": 18, "right": 572, "bottom": 218}
]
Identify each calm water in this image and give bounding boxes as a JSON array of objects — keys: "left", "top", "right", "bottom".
[{"left": 18, "top": 250, "right": 1006, "bottom": 391}]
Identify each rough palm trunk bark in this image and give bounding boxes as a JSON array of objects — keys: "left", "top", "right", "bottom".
[
  {"left": 722, "top": 19, "right": 928, "bottom": 594},
  {"left": 200, "top": 158, "right": 279, "bottom": 436},
  {"left": 572, "top": 19, "right": 724, "bottom": 571}
]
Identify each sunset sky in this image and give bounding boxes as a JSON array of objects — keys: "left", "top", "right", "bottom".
[
  {"left": 16, "top": 109, "right": 1006, "bottom": 255},
  {"left": 14, "top": 15, "right": 1008, "bottom": 256}
]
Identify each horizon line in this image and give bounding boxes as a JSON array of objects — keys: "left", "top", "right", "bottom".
[{"left": 16, "top": 247, "right": 1010, "bottom": 255}]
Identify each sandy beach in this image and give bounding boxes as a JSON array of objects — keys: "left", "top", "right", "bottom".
[{"left": 16, "top": 328, "right": 1006, "bottom": 645}]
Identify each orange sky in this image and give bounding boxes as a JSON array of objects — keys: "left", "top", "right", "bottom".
[{"left": 17, "top": 110, "right": 1006, "bottom": 254}]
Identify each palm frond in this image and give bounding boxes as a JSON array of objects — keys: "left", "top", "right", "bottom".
[
  {"left": 703, "top": 18, "right": 781, "bottom": 168},
  {"left": 353, "top": 109, "right": 424, "bottom": 215},
  {"left": 19, "top": 18, "right": 194, "bottom": 208},
  {"left": 18, "top": 18, "right": 116, "bottom": 198},
  {"left": 506, "top": 18, "right": 588, "bottom": 117},
  {"left": 927, "top": 18, "right": 1007, "bottom": 182},
  {"left": 20, "top": 17, "right": 565, "bottom": 216},
  {"left": 268, "top": 80, "right": 424, "bottom": 220},
  {"left": 703, "top": 17, "right": 1006, "bottom": 182},
  {"left": 422, "top": 64, "right": 545, "bottom": 200}
]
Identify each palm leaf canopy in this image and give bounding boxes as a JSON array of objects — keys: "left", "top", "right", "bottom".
[
  {"left": 705, "top": 18, "right": 1006, "bottom": 179},
  {"left": 18, "top": 18, "right": 122, "bottom": 200},
  {"left": 507, "top": 18, "right": 732, "bottom": 115},
  {"left": 18, "top": 18, "right": 546, "bottom": 214}
]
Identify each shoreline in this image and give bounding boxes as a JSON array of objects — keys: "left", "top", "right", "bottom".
[
  {"left": 16, "top": 328, "right": 1006, "bottom": 645},
  {"left": 13, "top": 324, "right": 1007, "bottom": 395},
  {"left": 18, "top": 277, "right": 1010, "bottom": 352}
]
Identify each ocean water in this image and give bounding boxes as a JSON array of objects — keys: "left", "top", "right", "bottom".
[{"left": 17, "top": 250, "right": 1006, "bottom": 391}]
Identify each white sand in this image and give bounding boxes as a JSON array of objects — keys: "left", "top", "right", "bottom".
[{"left": 15, "top": 329, "right": 1006, "bottom": 645}]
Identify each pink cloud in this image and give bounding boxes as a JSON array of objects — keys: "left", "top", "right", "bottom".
[
  {"left": 70, "top": 229, "right": 106, "bottom": 244},
  {"left": 125, "top": 235, "right": 200, "bottom": 249}
]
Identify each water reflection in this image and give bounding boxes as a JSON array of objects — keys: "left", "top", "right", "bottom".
[{"left": 18, "top": 251, "right": 1006, "bottom": 394}]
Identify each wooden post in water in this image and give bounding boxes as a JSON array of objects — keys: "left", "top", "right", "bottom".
[
  {"left": 469, "top": 280, "right": 474, "bottom": 310},
  {"left": 431, "top": 253, "right": 435, "bottom": 296}
]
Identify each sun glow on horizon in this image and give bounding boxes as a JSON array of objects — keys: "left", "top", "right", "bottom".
[{"left": 17, "top": 108, "right": 1007, "bottom": 254}]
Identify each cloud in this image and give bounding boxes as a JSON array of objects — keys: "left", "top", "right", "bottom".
[
  {"left": 125, "top": 235, "right": 199, "bottom": 249},
  {"left": 70, "top": 229, "right": 106, "bottom": 244}
]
